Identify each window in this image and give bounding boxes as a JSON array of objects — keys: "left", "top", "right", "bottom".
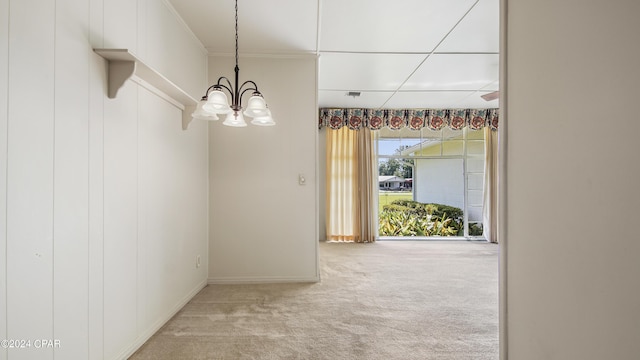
[{"left": 377, "top": 126, "right": 485, "bottom": 238}]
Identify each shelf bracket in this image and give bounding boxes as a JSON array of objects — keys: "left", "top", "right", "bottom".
[
  {"left": 107, "top": 60, "right": 136, "bottom": 99},
  {"left": 182, "top": 105, "right": 196, "bottom": 130},
  {"left": 94, "top": 48, "right": 199, "bottom": 131}
]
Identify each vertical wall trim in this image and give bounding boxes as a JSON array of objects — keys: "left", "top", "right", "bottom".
[
  {"left": 88, "top": 0, "right": 105, "bottom": 357},
  {"left": 86, "top": 39, "right": 90, "bottom": 360},
  {"left": 51, "top": 0, "right": 57, "bottom": 354},
  {"left": 86, "top": 2, "right": 91, "bottom": 356},
  {"left": 101, "top": 97, "right": 104, "bottom": 360},
  {"left": 135, "top": 86, "right": 141, "bottom": 336},
  {"left": 100, "top": 75, "right": 105, "bottom": 360},
  {"left": 100, "top": 4, "right": 105, "bottom": 358},
  {"left": 498, "top": 0, "right": 508, "bottom": 358},
  {"left": 0, "top": 0, "right": 9, "bottom": 358},
  {"left": 136, "top": 87, "right": 141, "bottom": 336},
  {"left": 88, "top": 49, "right": 106, "bottom": 359},
  {"left": 313, "top": 55, "right": 320, "bottom": 276},
  {"left": 101, "top": 2, "right": 105, "bottom": 356}
]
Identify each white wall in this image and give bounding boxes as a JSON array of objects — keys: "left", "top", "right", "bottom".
[
  {"left": 208, "top": 55, "right": 319, "bottom": 283},
  {"left": 504, "top": 0, "right": 640, "bottom": 359},
  {"left": 0, "top": 1, "right": 209, "bottom": 359},
  {"left": 415, "top": 159, "right": 465, "bottom": 211}
]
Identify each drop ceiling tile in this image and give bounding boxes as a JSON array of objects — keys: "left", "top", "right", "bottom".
[
  {"left": 449, "top": 91, "right": 500, "bottom": 108},
  {"left": 320, "top": 0, "right": 478, "bottom": 53},
  {"left": 169, "top": 0, "right": 318, "bottom": 54},
  {"left": 383, "top": 91, "right": 464, "bottom": 108},
  {"left": 401, "top": 54, "right": 499, "bottom": 91},
  {"left": 319, "top": 53, "right": 426, "bottom": 91},
  {"left": 318, "top": 90, "right": 394, "bottom": 109},
  {"left": 437, "top": 0, "right": 500, "bottom": 53},
  {"left": 481, "top": 81, "right": 500, "bottom": 92}
]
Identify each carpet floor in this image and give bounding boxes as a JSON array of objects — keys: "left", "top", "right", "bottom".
[{"left": 130, "top": 241, "right": 499, "bottom": 360}]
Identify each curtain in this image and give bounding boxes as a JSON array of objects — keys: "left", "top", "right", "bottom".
[
  {"left": 320, "top": 108, "right": 498, "bottom": 131},
  {"left": 482, "top": 127, "right": 499, "bottom": 243},
  {"left": 326, "top": 127, "right": 377, "bottom": 242},
  {"left": 356, "top": 129, "right": 378, "bottom": 242}
]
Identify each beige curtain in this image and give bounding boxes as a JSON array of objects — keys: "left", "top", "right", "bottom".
[
  {"left": 482, "top": 127, "right": 499, "bottom": 243},
  {"left": 326, "top": 127, "right": 377, "bottom": 242}
]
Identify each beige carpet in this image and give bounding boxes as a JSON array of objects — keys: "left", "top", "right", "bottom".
[{"left": 130, "top": 241, "right": 498, "bottom": 360}]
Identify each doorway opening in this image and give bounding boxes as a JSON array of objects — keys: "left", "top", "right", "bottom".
[{"left": 377, "top": 126, "right": 486, "bottom": 239}]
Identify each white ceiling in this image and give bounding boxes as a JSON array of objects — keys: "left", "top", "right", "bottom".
[{"left": 168, "top": 0, "right": 500, "bottom": 109}]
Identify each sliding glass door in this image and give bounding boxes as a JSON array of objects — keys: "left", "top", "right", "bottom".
[{"left": 377, "top": 127, "right": 485, "bottom": 239}]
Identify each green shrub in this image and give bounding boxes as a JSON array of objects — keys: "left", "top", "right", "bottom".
[
  {"left": 389, "top": 200, "right": 462, "bottom": 220},
  {"left": 432, "top": 204, "right": 463, "bottom": 221},
  {"left": 380, "top": 200, "right": 466, "bottom": 237},
  {"left": 469, "top": 223, "right": 483, "bottom": 236},
  {"left": 379, "top": 210, "right": 417, "bottom": 236},
  {"left": 382, "top": 204, "right": 413, "bottom": 213},
  {"left": 379, "top": 207, "right": 458, "bottom": 237}
]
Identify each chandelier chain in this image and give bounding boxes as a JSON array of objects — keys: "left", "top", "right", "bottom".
[{"left": 235, "top": 0, "right": 239, "bottom": 68}]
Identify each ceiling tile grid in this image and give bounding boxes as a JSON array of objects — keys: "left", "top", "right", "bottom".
[
  {"left": 169, "top": 0, "right": 500, "bottom": 109},
  {"left": 318, "top": 53, "right": 427, "bottom": 91},
  {"left": 319, "top": 0, "right": 479, "bottom": 53}
]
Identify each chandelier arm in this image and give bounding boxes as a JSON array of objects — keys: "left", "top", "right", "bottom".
[
  {"left": 214, "top": 76, "right": 236, "bottom": 104},
  {"left": 238, "top": 87, "right": 257, "bottom": 105},
  {"left": 237, "top": 80, "right": 259, "bottom": 107},
  {"left": 216, "top": 84, "right": 235, "bottom": 101},
  {"left": 216, "top": 76, "right": 234, "bottom": 90},
  {"left": 201, "top": 84, "right": 218, "bottom": 99},
  {"left": 238, "top": 80, "right": 259, "bottom": 94}
]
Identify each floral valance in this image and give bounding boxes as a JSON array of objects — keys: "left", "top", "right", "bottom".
[{"left": 319, "top": 108, "right": 499, "bottom": 131}]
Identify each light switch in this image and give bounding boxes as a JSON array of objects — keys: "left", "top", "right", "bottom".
[{"left": 298, "top": 174, "right": 306, "bottom": 185}]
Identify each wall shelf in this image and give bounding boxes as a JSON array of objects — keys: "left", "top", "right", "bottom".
[{"left": 94, "top": 48, "right": 198, "bottom": 130}]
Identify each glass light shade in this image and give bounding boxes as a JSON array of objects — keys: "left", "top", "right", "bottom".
[
  {"left": 202, "top": 90, "right": 231, "bottom": 114},
  {"left": 222, "top": 110, "right": 248, "bottom": 127},
  {"left": 191, "top": 100, "right": 219, "bottom": 121},
  {"left": 250, "top": 109, "right": 275, "bottom": 126},
  {"left": 242, "top": 95, "right": 269, "bottom": 117}
]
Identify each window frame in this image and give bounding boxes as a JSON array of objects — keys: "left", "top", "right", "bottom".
[{"left": 376, "top": 127, "right": 486, "bottom": 240}]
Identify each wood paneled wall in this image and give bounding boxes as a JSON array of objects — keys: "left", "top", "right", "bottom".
[{"left": 0, "top": 1, "right": 209, "bottom": 359}]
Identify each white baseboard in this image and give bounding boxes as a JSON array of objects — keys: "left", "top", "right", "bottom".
[
  {"left": 207, "top": 275, "right": 320, "bottom": 285},
  {"left": 115, "top": 279, "right": 208, "bottom": 360}
]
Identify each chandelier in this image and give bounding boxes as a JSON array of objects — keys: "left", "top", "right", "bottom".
[{"left": 191, "top": 0, "right": 275, "bottom": 127}]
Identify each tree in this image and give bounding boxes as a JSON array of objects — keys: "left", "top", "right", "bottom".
[
  {"left": 379, "top": 158, "right": 413, "bottom": 178},
  {"left": 379, "top": 159, "right": 400, "bottom": 176},
  {"left": 400, "top": 158, "right": 413, "bottom": 179},
  {"left": 379, "top": 146, "right": 415, "bottom": 178}
]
